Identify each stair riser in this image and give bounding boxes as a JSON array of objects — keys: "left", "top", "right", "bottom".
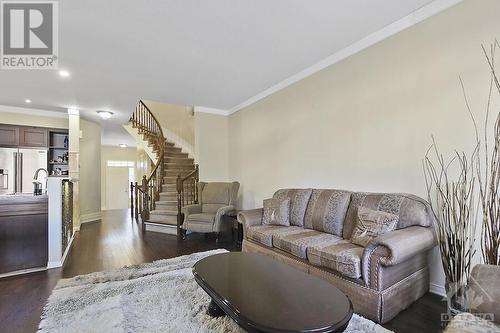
[
  {"left": 164, "top": 165, "right": 195, "bottom": 171},
  {"left": 164, "top": 152, "right": 188, "bottom": 158},
  {"left": 156, "top": 203, "right": 178, "bottom": 210},
  {"left": 147, "top": 215, "right": 178, "bottom": 224}
]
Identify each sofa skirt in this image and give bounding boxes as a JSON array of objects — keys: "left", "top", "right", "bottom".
[{"left": 242, "top": 239, "right": 429, "bottom": 323}]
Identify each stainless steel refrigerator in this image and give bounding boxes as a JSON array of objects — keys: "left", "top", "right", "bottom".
[{"left": 0, "top": 148, "right": 48, "bottom": 195}]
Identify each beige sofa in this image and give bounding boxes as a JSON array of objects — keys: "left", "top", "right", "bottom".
[{"left": 238, "top": 188, "right": 437, "bottom": 324}]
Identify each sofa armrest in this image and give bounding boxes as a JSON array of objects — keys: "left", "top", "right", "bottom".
[
  {"left": 362, "top": 226, "right": 437, "bottom": 286},
  {"left": 181, "top": 204, "right": 202, "bottom": 217},
  {"left": 237, "top": 209, "right": 263, "bottom": 238}
]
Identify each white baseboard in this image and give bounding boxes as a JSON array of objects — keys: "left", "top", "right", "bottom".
[
  {"left": 81, "top": 211, "right": 102, "bottom": 224},
  {"left": 145, "top": 222, "right": 177, "bottom": 235},
  {"left": 0, "top": 266, "right": 47, "bottom": 279},
  {"left": 430, "top": 283, "right": 446, "bottom": 297}
]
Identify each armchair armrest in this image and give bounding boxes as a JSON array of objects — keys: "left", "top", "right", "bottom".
[
  {"left": 237, "top": 209, "right": 263, "bottom": 238},
  {"left": 215, "top": 205, "right": 237, "bottom": 225},
  {"left": 181, "top": 204, "right": 202, "bottom": 217}
]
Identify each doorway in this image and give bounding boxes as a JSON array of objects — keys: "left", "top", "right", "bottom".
[{"left": 105, "top": 161, "right": 135, "bottom": 210}]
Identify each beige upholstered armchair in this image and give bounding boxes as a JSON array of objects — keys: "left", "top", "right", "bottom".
[{"left": 181, "top": 182, "right": 240, "bottom": 240}]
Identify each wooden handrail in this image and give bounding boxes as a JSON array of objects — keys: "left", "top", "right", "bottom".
[{"left": 129, "top": 100, "right": 166, "bottom": 228}]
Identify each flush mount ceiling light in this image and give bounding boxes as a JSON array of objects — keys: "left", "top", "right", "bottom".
[
  {"left": 97, "top": 110, "right": 114, "bottom": 120},
  {"left": 119, "top": 144, "right": 128, "bottom": 148},
  {"left": 25, "top": 99, "right": 31, "bottom": 103},
  {"left": 58, "top": 70, "right": 70, "bottom": 78}
]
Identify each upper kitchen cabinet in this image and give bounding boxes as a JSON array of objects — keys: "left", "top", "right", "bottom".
[
  {"left": 0, "top": 124, "right": 19, "bottom": 147},
  {"left": 19, "top": 127, "right": 48, "bottom": 147}
]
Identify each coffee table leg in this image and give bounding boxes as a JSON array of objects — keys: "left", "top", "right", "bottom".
[{"left": 207, "top": 299, "right": 226, "bottom": 317}]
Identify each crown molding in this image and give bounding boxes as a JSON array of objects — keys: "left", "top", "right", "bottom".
[
  {"left": 0, "top": 104, "right": 69, "bottom": 118},
  {"left": 227, "top": 0, "right": 464, "bottom": 115},
  {"left": 193, "top": 106, "right": 230, "bottom": 116}
]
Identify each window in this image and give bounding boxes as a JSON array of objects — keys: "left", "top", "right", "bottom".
[{"left": 107, "top": 160, "right": 135, "bottom": 167}]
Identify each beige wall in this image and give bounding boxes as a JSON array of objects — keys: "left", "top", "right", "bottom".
[
  {"left": 0, "top": 110, "right": 68, "bottom": 129},
  {"left": 101, "top": 146, "right": 139, "bottom": 210},
  {"left": 227, "top": 0, "right": 500, "bottom": 291},
  {"left": 145, "top": 100, "right": 195, "bottom": 147},
  {"left": 79, "top": 119, "right": 102, "bottom": 219},
  {"left": 195, "top": 112, "right": 229, "bottom": 182}
]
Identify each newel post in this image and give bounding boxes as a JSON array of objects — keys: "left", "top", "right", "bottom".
[{"left": 141, "top": 175, "right": 149, "bottom": 222}]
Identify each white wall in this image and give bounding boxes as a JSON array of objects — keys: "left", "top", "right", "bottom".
[
  {"left": 79, "top": 119, "right": 102, "bottom": 222},
  {"left": 195, "top": 112, "right": 229, "bottom": 182},
  {"left": 226, "top": 0, "right": 500, "bottom": 292}
]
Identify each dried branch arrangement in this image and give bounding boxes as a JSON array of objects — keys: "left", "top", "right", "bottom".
[
  {"left": 478, "top": 40, "right": 500, "bottom": 265},
  {"left": 423, "top": 140, "right": 479, "bottom": 288},
  {"left": 423, "top": 39, "right": 500, "bottom": 296}
]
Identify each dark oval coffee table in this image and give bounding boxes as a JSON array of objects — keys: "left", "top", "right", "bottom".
[{"left": 193, "top": 252, "right": 353, "bottom": 333}]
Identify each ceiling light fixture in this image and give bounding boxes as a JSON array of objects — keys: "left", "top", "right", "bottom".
[
  {"left": 58, "top": 70, "right": 70, "bottom": 78},
  {"left": 25, "top": 99, "right": 31, "bottom": 103},
  {"left": 97, "top": 110, "right": 114, "bottom": 120},
  {"left": 119, "top": 144, "right": 128, "bottom": 148}
]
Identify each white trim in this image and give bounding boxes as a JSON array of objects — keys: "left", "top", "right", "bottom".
[
  {"left": 0, "top": 104, "right": 68, "bottom": 118},
  {"left": 430, "top": 282, "right": 446, "bottom": 297},
  {"left": 80, "top": 211, "right": 102, "bottom": 224},
  {"left": 144, "top": 222, "right": 178, "bottom": 235},
  {"left": 227, "top": 0, "right": 464, "bottom": 114},
  {"left": 0, "top": 267, "right": 47, "bottom": 279},
  {"left": 194, "top": 106, "right": 230, "bottom": 116},
  {"left": 60, "top": 234, "right": 74, "bottom": 266},
  {"left": 67, "top": 108, "right": 80, "bottom": 116}
]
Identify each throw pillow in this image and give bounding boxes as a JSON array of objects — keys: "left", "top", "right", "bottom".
[
  {"left": 351, "top": 206, "right": 399, "bottom": 247},
  {"left": 262, "top": 198, "right": 290, "bottom": 226}
]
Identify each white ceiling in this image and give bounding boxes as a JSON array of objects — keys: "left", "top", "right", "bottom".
[{"left": 0, "top": 0, "right": 452, "bottom": 146}]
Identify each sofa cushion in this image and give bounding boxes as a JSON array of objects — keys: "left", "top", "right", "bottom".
[
  {"left": 343, "top": 192, "right": 434, "bottom": 239},
  {"left": 303, "top": 189, "right": 351, "bottom": 236},
  {"left": 186, "top": 213, "right": 215, "bottom": 224},
  {"left": 272, "top": 229, "right": 342, "bottom": 259},
  {"left": 246, "top": 225, "right": 302, "bottom": 247},
  {"left": 273, "top": 189, "right": 312, "bottom": 227},
  {"left": 308, "top": 241, "right": 364, "bottom": 279},
  {"left": 351, "top": 207, "right": 399, "bottom": 247},
  {"left": 262, "top": 198, "right": 290, "bottom": 226}
]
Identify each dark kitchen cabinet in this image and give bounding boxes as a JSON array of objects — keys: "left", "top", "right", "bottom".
[
  {"left": 0, "top": 125, "right": 19, "bottom": 147},
  {"left": 19, "top": 127, "right": 48, "bottom": 147}
]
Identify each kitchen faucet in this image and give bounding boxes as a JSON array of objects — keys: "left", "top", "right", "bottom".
[{"left": 33, "top": 168, "right": 48, "bottom": 195}]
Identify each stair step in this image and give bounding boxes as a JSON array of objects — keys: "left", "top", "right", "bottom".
[
  {"left": 155, "top": 201, "right": 178, "bottom": 210},
  {"left": 164, "top": 157, "right": 194, "bottom": 165},
  {"left": 164, "top": 163, "right": 195, "bottom": 170},
  {"left": 165, "top": 147, "right": 182, "bottom": 153},
  {"left": 164, "top": 151, "right": 188, "bottom": 158},
  {"left": 164, "top": 170, "right": 194, "bottom": 176},
  {"left": 150, "top": 209, "right": 177, "bottom": 216}
]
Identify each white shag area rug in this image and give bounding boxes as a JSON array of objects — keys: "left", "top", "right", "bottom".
[{"left": 39, "top": 249, "right": 392, "bottom": 333}]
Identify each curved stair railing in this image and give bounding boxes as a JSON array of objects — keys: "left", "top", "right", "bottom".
[
  {"left": 129, "top": 100, "right": 199, "bottom": 238},
  {"left": 129, "top": 100, "right": 165, "bottom": 226}
]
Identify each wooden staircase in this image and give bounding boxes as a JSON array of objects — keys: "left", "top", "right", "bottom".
[{"left": 129, "top": 100, "right": 198, "bottom": 237}]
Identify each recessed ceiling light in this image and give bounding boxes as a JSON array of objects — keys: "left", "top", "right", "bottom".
[
  {"left": 119, "top": 144, "right": 128, "bottom": 148},
  {"left": 58, "top": 70, "right": 70, "bottom": 78},
  {"left": 96, "top": 110, "right": 114, "bottom": 120},
  {"left": 25, "top": 99, "right": 31, "bottom": 103}
]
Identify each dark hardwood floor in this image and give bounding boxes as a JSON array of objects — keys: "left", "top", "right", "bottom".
[{"left": 0, "top": 209, "right": 446, "bottom": 333}]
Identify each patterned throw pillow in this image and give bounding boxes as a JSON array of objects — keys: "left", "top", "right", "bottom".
[
  {"left": 262, "top": 198, "right": 291, "bottom": 226},
  {"left": 273, "top": 189, "right": 312, "bottom": 227},
  {"left": 351, "top": 206, "right": 399, "bottom": 247}
]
